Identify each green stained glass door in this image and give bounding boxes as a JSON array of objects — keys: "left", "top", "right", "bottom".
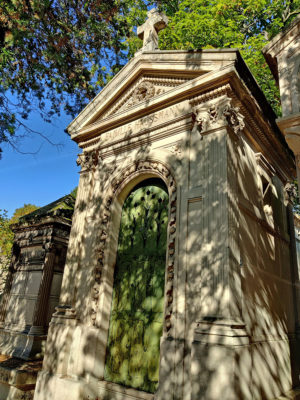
[{"left": 104, "top": 182, "right": 169, "bottom": 393}]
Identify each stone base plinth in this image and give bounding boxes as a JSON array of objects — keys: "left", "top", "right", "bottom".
[
  {"left": 190, "top": 319, "right": 300, "bottom": 400},
  {"left": 0, "top": 355, "right": 42, "bottom": 400},
  {"left": 0, "top": 329, "right": 47, "bottom": 360},
  {"left": 34, "top": 371, "right": 156, "bottom": 400}
]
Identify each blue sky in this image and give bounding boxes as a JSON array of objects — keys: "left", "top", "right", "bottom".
[{"left": 0, "top": 110, "right": 80, "bottom": 218}]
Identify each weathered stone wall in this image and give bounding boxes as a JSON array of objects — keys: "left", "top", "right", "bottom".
[
  {"left": 238, "top": 139, "right": 299, "bottom": 398},
  {"left": 33, "top": 48, "right": 297, "bottom": 400}
]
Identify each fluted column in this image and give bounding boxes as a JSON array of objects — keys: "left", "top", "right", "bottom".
[{"left": 29, "top": 243, "right": 56, "bottom": 335}]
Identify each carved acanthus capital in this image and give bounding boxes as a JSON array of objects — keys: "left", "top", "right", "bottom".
[
  {"left": 77, "top": 150, "right": 101, "bottom": 172},
  {"left": 193, "top": 97, "right": 245, "bottom": 136},
  {"left": 285, "top": 182, "right": 298, "bottom": 204}
]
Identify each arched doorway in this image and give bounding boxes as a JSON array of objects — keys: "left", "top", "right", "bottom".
[{"left": 104, "top": 178, "right": 169, "bottom": 393}]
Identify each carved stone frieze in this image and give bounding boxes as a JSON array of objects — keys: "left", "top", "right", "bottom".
[
  {"left": 81, "top": 103, "right": 186, "bottom": 151},
  {"left": 192, "top": 96, "right": 245, "bottom": 136},
  {"left": 91, "top": 160, "right": 177, "bottom": 336},
  {"left": 76, "top": 149, "right": 102, "bottom": 172}
]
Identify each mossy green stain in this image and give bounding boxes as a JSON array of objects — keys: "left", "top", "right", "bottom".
[{"left": 104, "top": 184, "right": 169, "bottom": 393}]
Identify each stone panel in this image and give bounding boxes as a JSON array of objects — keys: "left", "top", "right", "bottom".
[
  {"left": 25, "top": 272, "right": 43, "bottom": 296},
  {"left": 10, "top": 272, "right": 27, "bottom": 296}
]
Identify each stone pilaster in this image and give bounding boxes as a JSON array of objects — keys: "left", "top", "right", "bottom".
[
  {"left": 189, "top": 95, "right": 245, "bottom": 322},
  {"left": 188, "top": 96, "right": 248, "bottom": 400},
  {"left": 285, "top": 184, "right": 300, "bottom": 334},
  {"left": 0, "top": 243, "right": 20, "bottom": 327},
  {"left": 0, "top": 267, "right": 14, "bottom": 328},
  {"left": 58, "top": 150, "right": 99, "bottom": 309},
  {"left": 28, "top": 244, "right": 56, "bottom": 335}
]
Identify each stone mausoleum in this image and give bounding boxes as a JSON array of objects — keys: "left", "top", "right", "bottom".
[{"left": 1, "top": 9, "right": 300, "bottom": 400}]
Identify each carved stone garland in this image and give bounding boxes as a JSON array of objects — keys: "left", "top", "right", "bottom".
[{"left": 91, "top": 160, "right": 177, "bottom": 336}]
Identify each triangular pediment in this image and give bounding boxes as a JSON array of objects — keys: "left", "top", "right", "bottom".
[
  {"left": 67, "top": 49, "right": 241, "bottom": 139},
  {"left": 100, "top": 73, "right": 195, "bottom": 120}
]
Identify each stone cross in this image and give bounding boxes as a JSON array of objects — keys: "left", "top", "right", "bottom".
[{"left": 137, "top": 8, "right": 168, "bottom": 51}]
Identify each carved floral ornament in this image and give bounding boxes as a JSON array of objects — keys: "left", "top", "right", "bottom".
[
  {"left": 90, "top": 160, "right": 177, "bottom": 336},
  {"left": 127, "top": 81, "right": 156, "bottom": 106},
  {"left": 192, "top": 96, "right": 245, "bottom": 136}
]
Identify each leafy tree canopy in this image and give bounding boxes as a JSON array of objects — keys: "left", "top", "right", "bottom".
[
  {"left": 0, "top": 210, "right": 14, "bottom": 260},
  {"left": 9, "top": 203, "right": 40, "bottom": 225},
  {"left": 0, "top": 0, "right": 132, "bottom": 156},
  {"left": 0, "top": 204, "right": 39, "bottom": 268},
  {"left": 1, "top": 0, "right": 300, "bottom": 157},
  {"left": 126, "top": 0, "right": 300, "bottom": 115}
]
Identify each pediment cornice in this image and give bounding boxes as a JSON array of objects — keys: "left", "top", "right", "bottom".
[{"left": 67, "top": 49, "right": 240, "bottom": 136}]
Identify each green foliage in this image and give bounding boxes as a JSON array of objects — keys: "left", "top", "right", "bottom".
[
  {"left": 0, "top": 204, "right": 39, "bottom": 268},
  {"left": 0, "top": 0, "right": 131, "bottom": 155},
  {"left": 126, "top": 0, "right": 300, "bottom": 116},
  {"left": 9, "top": 204, "right": 39, "bottom": 225},
  {"left": 0, "top": 210, "right": 14, "bottom": 260},
  {"left": 104, "top": 185, "right": 168, "bottom": 392},
  {"left": 1, "top": 0, "right": 300, "bottom": 155},
  {"left": 70, "top": 187, "right": 78, "bottom": 199}
]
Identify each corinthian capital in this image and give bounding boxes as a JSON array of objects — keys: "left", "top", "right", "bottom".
[
  {"left": 76, "top": 150, "right": 101, "bottom": 172},
  {"left": 193, "top": 96, "right": 245, "bottom": 136}
]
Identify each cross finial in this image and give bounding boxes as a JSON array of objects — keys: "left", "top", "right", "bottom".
[{"left": 137, "top": 8, "right": 168, "bottom": 52}]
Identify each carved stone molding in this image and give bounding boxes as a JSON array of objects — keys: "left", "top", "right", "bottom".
[
  {"left": 76, "top": 149, "right": 101, "bottom": 172},
  {"left": 190, "top": 84, "right": 233, "bottom": 107},
  {"left": 192, "top": 96, "right": 245, "bottom": 136},
  {"left": 52, "top": 305, "right": 77, "bottom": 321},
  {"left": 91, "top": 160, "right": 177, "bottom": 336}
]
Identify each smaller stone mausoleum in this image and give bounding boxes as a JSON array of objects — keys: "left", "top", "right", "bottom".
[{"left": 0, "top": 195, "right": 74, "bottom": 399}]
